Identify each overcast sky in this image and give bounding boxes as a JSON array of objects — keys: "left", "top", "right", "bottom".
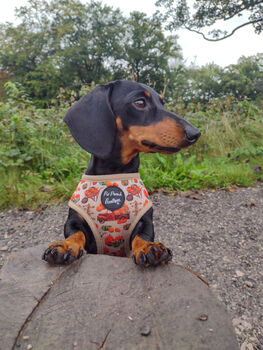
[{"left": 0, "top": 0, "right": 262, "bottom": 67}]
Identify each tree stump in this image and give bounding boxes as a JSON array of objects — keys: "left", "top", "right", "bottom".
[{"left": 0, "top": 245, "right": 238, "bottom": 350}]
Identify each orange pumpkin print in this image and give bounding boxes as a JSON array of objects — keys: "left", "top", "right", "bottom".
[
  {"left": 96, "top": 203, "right": 105, "bottom": 211},
  {"left": 105, "top": 235, "right": 114, "bottom": 245}
]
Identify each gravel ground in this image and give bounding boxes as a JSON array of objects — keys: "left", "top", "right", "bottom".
[{"left": 0, "top": 185, "right": 262, "bottom": 349}]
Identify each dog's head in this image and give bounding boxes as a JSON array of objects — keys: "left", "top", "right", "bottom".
[{"left": 64, "top": 80, "right": 200, "bottom": 164}]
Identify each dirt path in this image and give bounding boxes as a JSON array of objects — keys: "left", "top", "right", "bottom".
[{"left": 0, "top": 185, "right": 262, "bottom": 348}]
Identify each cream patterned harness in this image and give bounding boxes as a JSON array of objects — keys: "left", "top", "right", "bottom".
[{"left": 69, "top": 173, "right": 152, "bottom": 257}]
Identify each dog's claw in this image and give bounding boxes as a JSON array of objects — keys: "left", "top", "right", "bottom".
[
  {"left": 167, "top": 248, "right": 173, "bottom": 256},
  {"left": 152, "top": 245, "right": 158, "bottom": 253},
  {"left": 146, "top": 249, "right": 156, "bottom": 265},
  {"left": 63, "top": 251, "right": 70, "bottom": 261},
  {"left": 138, "top": 253, "right": 147, "bottom": 265},
  {"left": 51, "top": 248, "right": 57, "bottom": 256},
  {"left": 42, "top": 248, "right": 50, "bottom": 260},
  {"left": 160, "top": 244, "right": 166, "bottom": 252},
  {"left": 67, "top": 254, "right": 76, "bottom": 264},
  {"left": 160, "top": 251, "right": 168, "bottom": 262}
]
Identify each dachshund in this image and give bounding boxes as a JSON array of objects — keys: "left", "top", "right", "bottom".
[{"left": 42, "top": 80, "right": 200, "bottom": 267}]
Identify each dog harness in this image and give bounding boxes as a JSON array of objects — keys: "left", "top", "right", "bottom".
[{"left": 69, "top": 173, "right": 152, "bottom": 257}]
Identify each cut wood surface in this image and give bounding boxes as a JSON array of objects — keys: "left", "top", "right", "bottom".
[{"left": 0, "top": 245, "right": 238, "bottom": 350}]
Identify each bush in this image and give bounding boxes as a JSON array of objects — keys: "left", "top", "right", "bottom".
[
  {"left": 0, "top": 82, "right": 89, "bottom": 208},
  {"left": 0, "top": 83, "right": 262, "bottom": 209}
]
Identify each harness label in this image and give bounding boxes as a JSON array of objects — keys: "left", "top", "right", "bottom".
[{"left": 101, "top": 186, "right": 125, "bottom": 211}]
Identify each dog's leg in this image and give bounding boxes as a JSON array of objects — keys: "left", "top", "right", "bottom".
[
  {"left": 130, "top": 208, "right": 172, "bottom": 267},
  {"left": 42, "top": 231, "right": 85, "bottom": 264},
  {"left": 132, "top": 235, "right": 172, "bottom": 267}
]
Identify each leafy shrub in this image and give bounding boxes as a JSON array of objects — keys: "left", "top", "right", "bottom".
[{"left": 0, "top": 82, "right": 262, "bottom": 209}]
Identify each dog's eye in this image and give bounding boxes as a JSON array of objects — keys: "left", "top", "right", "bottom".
[{"left": 134, "top": 99, "right": 146, "bottom": 109}]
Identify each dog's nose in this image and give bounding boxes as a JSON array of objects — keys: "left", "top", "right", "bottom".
[{"left": 184, "top": 125, "right": 201, "bottom": 143}]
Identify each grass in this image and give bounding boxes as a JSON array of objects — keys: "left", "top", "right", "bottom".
[{"left": 0, "top": 84, "right": 262, "bottom": 209}]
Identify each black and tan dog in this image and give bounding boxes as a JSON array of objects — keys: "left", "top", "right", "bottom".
[{"left": 43, "top": 80, "right": 200, "bottom": 267}]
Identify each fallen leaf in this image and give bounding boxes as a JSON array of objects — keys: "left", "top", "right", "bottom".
[{"left": 228, "top": 188, "right": 235, "bottom": 192}]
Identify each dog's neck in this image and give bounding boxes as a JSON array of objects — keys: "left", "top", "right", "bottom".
[{"left": 85, "top": 154, "right": 140, "bottom": 175}]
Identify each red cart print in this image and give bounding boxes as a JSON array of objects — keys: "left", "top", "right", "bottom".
[
  {"left": 84, "top": 187, "right": 100, "bottom": 201},
  {"left": 97, "top": 212, "right": 130, "bottom": 224},
  {"left": 127, "top": 184, "right": 142, "bottom": 198}
]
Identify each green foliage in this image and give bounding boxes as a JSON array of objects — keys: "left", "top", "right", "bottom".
[
  {"left": 1, "top": 1, "right": 262, "bottom": 106},
  {"left": 118, "top": 12, "right": 181, "bottom": 92},
  {"left": 167, "top": 54, "right": 263, "bottom": 105},
  {"left": 186, "top": 63, "right": 225, "bottom": 103},
  {"left": 0, "top": 83, "right": 262, "bottom": 209},
  {"left": 0, "top": 0, "right": 126, "bottom": 105},
  {"left": 0, "top": 0, "right": 181, "bottom": 105},
  {"left": 0, "top": 82, "right": 89, "bottom": 208},
  {"left": 141, "top": 96, "right": 263, "bottom": 191},
  {"left": 0, "top": 0, "right": 262, "bottom": 210},
  {"left": 222, "top": 55, "right": 263, "bottom": 102}
]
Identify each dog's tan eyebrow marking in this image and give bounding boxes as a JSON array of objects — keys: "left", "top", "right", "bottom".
[{"left": 144, "top": 90, "right": 151, "bottom": 97}]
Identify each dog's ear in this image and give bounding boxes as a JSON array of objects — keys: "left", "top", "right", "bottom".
[{"left": 64, "top": 83, "right": 116, "bottom": 159}]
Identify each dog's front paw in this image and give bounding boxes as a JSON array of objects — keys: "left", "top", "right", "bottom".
[
  {"left": 42, "top": 231, "right": 85, "bottom": 265},
  {"left": 132, "top": 236, "right": 172, "bottom": 267},
  {"left": 42, "top": 241, "right": 83, "bottom": 264}
]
